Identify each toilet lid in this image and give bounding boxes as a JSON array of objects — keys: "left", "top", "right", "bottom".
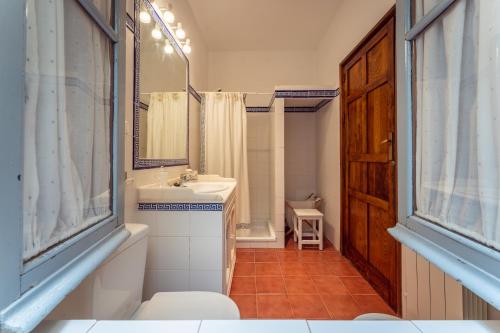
[{"left": 132, "top": 291, "right": 240, "bottom": 320}]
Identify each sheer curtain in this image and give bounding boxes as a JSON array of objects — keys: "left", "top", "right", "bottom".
[
  {"left": 146, "top": 92, "right": 188, "bottom": 159},
  {"left": 23, "top": 0, "right": 112, "bottom": 260},
  {"left": 415, "top": 0, "right": 500, "bottom": 250},
  {"left": 201, "top": 92, "right": 251, "bottom": 225}
]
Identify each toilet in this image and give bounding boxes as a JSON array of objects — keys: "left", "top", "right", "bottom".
[{"left": 48, "top": 223, "right": 240, "bottom": 321}]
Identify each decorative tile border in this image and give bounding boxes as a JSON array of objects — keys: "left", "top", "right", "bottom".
[
  {"left": 138, "top": 202, "right": 224, "bottom": 211},
  {"left": 192, "top": 87, "right": 339, "bottom": 113},
  {"left": 126, "top": 13, "right": 135, "bottom": 32},
  {"left": 246, "top": 106, "right": 269, "bottom": 112},
  {"left": 189, "top": 84, "right": 202, "bottom": 103},
  {"left": 274, "top": 88, "right": 340, "bottom": 99}
]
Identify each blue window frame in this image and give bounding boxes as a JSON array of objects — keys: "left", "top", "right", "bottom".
[
  {"left": 391, "top": 0, "right": 500, "bottom": 310},
  {"left": 0, "top": 1, "right": 128, "bottom": 332}
]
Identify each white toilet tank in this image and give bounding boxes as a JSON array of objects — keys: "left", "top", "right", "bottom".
[{"left": 48, "top": 223, "right": 149, "bottom": 320}]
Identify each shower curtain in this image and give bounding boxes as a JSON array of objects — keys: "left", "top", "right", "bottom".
[
  {"left": 146, "top": 92, "right": 188, "bottom": 159},
  {"left": 201, "top": 92, "right": 251, "bottom": 225},
  {"left": 23, "top": 0, "right": 112, "bottom": 260},
  {"left": 415, "top": 0, "right": 500, "bottom": 249}
]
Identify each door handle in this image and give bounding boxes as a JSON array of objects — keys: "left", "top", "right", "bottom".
[{"left": 381, "top": 132, "right": 394, "bottom": 161}]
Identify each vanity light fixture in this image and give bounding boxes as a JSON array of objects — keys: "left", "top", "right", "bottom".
[
  {"left": 163, "top": 4, "right": 175, "bottom": 24},
  {"left": 139, "top": 10, "right": 151, "bottom": 24},
  {"left": 164, "top": 40, "right": 174, "bottom": 54},
  {"left": 175, "top": 23, "right": 186, "bottom": 40},
  {"left": 182, "top": 38, "right": 191, "bottom": 54},
  {"left": 151, "top": 25, "right": 162, "bottom": 40}
]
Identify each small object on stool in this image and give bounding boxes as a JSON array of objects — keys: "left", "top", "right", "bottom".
[{"left": 293, "top": 208, "right": 324, "bottom": 250}]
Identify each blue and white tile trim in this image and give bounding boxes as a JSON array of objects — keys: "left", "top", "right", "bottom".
[{"left": 138, "top": 202, "right": 224, "bottom": 211}]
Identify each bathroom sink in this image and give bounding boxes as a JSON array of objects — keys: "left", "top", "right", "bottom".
[
  {"left": 136, "top": 175, "right": 236, "bottom": 203},
  {"left": 183, "top": 182, "right": 230, "bottom": 193}
]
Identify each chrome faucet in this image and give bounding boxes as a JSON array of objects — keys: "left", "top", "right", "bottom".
[{"left": 179, "top": 169, "right": 198, "bottom": 185}]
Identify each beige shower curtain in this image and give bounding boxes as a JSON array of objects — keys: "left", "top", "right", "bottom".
[
  {"left": 201, "top": 92, "right": 251, "bottom": 225},
  {"left": 146, "top": 92, "right": 188, "bottom": 159}
]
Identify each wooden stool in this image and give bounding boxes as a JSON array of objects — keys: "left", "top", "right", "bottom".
[{"left": 293, "top": 208, "right": 324, "bottom": 250}]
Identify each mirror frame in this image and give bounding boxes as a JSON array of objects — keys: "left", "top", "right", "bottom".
[{"left": 133, "top": 0, "right": 190, "bottom": 169}]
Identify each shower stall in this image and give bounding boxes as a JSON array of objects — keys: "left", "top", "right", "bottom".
[{"left": 236, "top": 95, "right": 285, "bottom": 248}]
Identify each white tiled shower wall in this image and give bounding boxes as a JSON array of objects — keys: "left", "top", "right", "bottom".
[{"left": 247, "top": 113, "right": 271, "bottom": 222}]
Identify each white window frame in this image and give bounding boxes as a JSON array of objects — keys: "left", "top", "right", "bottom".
[
  {"left": 390, "top": 0, "right": 500, "bottom": 309},
  {"left": 0, "top": 1, "right": 129, "bottom": 332}
]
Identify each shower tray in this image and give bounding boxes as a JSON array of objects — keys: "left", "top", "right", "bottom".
[{"left": 236, "top": 220, "right": 276, "bottom": 241}]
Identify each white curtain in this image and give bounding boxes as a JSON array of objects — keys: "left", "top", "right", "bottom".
[
  {"left": 146, "top": 92, "right": 187, "bottom": 159},
  {"left": 415, "top": 0, "right": 500, "bottom": 250},
  {"left": 23, "top": 0, "right": 112, "bottom": 260},
  {"left": 201, "top": 93, "right": 251, "bottom": 225}
]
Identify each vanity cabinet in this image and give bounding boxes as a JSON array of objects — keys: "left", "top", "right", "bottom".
[{"left": 138, "top": 184, "right": 237, "bottom": 298}]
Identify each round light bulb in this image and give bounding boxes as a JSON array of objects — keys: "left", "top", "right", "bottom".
[
  {"left": 164, "top": 43, "right": 174, "bottom": 54},
  {"left": 175, "top": 23, "right": 186, "bottom": 39},
  {"left": 182, "top": 39, "right": 191, "bottom": 54},
  {"left": 163, "top": 10, "right": 175, "bottom": 24},
  {"left": 151, "top": 26, "right": 162, "bottom": 40},
  {"left": 139, "top": 11, "right": 151, "bottom": 24}
]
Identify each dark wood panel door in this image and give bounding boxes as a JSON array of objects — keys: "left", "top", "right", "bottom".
[{"left": 340, "top": 7, "right": 400, "bottom": 313}]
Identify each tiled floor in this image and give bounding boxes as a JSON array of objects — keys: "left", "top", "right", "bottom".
[{"left": 230, "top": 238, "right": 397, "bottom": 320}]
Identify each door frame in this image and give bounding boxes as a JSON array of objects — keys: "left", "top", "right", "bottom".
[{"left": 339, "top": 5, "right": 401, "bottom": 314}]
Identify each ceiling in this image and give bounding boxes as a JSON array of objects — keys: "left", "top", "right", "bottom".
[{"left": 186, "top": 0, "right": 340, "bottom": 51}]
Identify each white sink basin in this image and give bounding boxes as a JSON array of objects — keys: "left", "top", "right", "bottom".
[
  {"left": 136, "top": 175, "right": 236, "bottom": 203},
  {"left": 183, "top": 182, "right": 230, "bottom": 193}
]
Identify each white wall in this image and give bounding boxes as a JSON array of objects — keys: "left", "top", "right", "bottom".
[
  {"left": 208, "top": 50, "right": 318, "bottom": 92},
  {"left": 315, "top": 0, "right": 395, "bottom": 249},
  {"left": 285, "top": 113, "right": 317, "bottom": 201}
]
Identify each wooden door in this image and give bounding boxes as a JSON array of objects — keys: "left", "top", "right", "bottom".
[{"left": 340, "top": 7, "right": 399, "bottom": 313}]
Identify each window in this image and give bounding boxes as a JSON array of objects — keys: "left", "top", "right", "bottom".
[
  {"left": 23, "top": 0, "right": 114, "bottom": 261},
  {"left": 391, "top": 0, "right": 500, "bottom": 309},
  {"left": 0, "top": 1, "right": 127, "bottom": 331},
  {"left": 414, "top": 0, "right": 500, "bottom": 250}
]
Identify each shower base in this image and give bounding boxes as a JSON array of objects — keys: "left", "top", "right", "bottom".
[{"left": 236, "top": 221, "right": 275, "bottom": 241}]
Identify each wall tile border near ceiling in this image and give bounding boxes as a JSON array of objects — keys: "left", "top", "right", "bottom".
[{"left": 189, "top": 85, "right": 340, "bottom": 113}]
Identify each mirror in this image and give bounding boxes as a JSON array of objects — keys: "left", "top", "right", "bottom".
[{"left": 133, "top": 0, "right": 189, "bottom": 169}]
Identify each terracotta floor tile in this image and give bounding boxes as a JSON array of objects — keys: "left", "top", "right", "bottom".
[
  {"left": 284, "top": 276, "right": 317, "bottom": 295},
  {"left": 256, "top": 276, "right": 286, "bottom": 294},
  {"left": 230, "top": 294, "right": 257, "bottom": 318},
  {"left": 352, "top": 294, "right": 396, "bottom": 315},
  {"left": 231, "top": 276, "right": 256, "bottom": 294},
  {"left": 236, "top": 251, "right": 255, "bottom": 263},
  {"left": 327, "top": 261, "right": 361, "bottom": 276},
  {"left": 276, "top": 251, "right": 299, "bottom": 262},
  {"left": 321, "top": 294, "right": 364, "bottom": 320},
  {"left": 297, "top": 251, "right": 322, "bottom": 263},
  {"left": 255, "top": 262, "right": 282, "bottom": 276},
  {"left": 319, "top": 251, "right": 346, "bottom": 262},
  {"left": 234, "top": 262, "right": 256, "bottom": 276},
  {"left": 281, "top": 262, "right": 308, "bottom": 276},
  {"left": 288, "top": 294, "right": 330, "bottom": 319},
  {"left": 256, "top": 295, "right": 293, "bottom": 319},
  {"left": 312, "top": 275, "right": 350, "bottom": 295},
  {"left": 237, "top": 248, "right": 255, "bottom": 253},
  {"left": 340, "top": 276, "right": 376, "bottom": 294},
  {"left": 255, "top": 251, "right": 279, "bottom": 262},
  {"left": 303, "top": 262, "right": 333, "bottom": 275},
  {"left": 235, "top": 244, "right": 394, "bottom": 320},
  {"left": 254, "top": 248, "right": 277, "bottom": 252}
]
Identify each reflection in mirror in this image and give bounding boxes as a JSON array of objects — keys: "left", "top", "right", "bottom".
[{"left": 134, "top": 0, "right": 189, "bottom": 168}]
